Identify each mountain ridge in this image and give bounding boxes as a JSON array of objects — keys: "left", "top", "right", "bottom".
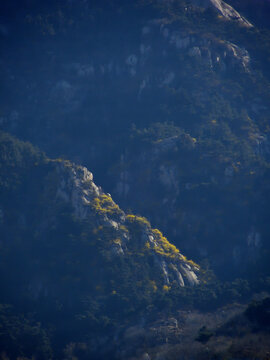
[
  {"left": 49, "top": 158, "right": 200, "bottom": 287},
  {"left": 0, "top": 0, "right": 270, "bottom": 358}
]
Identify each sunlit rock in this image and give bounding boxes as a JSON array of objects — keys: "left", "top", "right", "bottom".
[{"left": 190, "top": 0, "right": 253, "bottom": 27}]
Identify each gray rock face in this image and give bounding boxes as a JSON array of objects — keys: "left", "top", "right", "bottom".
[
  {"left": 250, "top": 133, "right": 270, "bottom": 157},
  {"left": 54, "top": 161, "right": 200, "bottom": 287},
  {"left": 224, "top": 41, "right": 251, "bottom": 72},
  {"left": 188, "top": 46, "right": 202, "bottom": 57},
  {"left": 116, "top": 170, "right": 130, "bottom": 197},
  {"left": 3, "top": 1, "right": 254, "bottom": 140},
  {"left": 154, "top": 255, "right": 199, "bottom": 287},
  {"left": 180, "top": 264, "right": 200, "bottom": 286},
  {"left": 55, "top": 162, "right": 128, "bottom": 257},
  {"left": 190, "top": 0, "right": 253, "bottom": 27},
  {"left": 56, "top": 162, "right": 101, "bottom": 220},
  {"left": 50, "top": 14, "right": 252, "bottom": 110},
  {"left": 110, "top": 242, "right": 125, "bottom": 256},
  {"left": 247, "top": 229, "right": 261, "bottom": 248},
  {"left": 159, "top": 165, "right": 179, "bottom": 193},
  {"left": 171, "top": 264, "right": 185, "bottom": 287}
]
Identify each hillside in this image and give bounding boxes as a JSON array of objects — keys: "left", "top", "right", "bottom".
[
  {"left": 1, "top": 0, "right": 270, "bottom": 279},
  {"left": 0, "top": 131, "right": 202, "bottom": 358},
  {"left": 0, "top": 0, "right": 270, "bottom": 358}
]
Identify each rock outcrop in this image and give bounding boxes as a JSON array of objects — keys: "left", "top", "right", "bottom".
[
  {"left": 55, "top": 160, "right": 199, "bottom": 287},
  {"left": 190, "top": 0, "right": 253, "bottom": 27}
]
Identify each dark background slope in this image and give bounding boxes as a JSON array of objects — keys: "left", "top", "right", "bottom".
[{"left": 1, "top": 0, "right": 270, "bottom": 277}]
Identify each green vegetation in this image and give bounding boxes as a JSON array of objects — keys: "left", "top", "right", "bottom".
[
  {"left": 92, "top": 194, "right": 122, "bottom": 216},
  {"left": 195, "top": 326, "right": 214, "bottom": 343},
  {"left": 152, "top": 229, "right": 180, "bottom": 258},
  {"left": 245, "top": 297, "right": 270, "bottom": 328},
  {"left": 0, "top": 133, "right": 203, "bottom": 358},
  {"left": 0, "top": 131, "right": 46, "bottom": 195},
  {"left": 126, "top": 214, "right": 151, "bottom": 227},
  {"left": 1, "top": 0, "right": 270, "bottom": 358}
]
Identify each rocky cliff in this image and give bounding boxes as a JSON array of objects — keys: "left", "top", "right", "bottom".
[
  {"left": 0, "top": 132, "right": 200, "bottom": 307},
  {"left": 0, "top": 131, "right": 204, "bottom": 358},
  {"left": 190, "top": 0, "right": 252, "bottom": 27},
  {"left": 54, "top": 160, "right": 199, "bottom": 288},
  {"left": 1, "top": 0, "right": 270, "bottom": 357},
  {"left": 1, "top": 0, "right": 270, "bottom": 280}
]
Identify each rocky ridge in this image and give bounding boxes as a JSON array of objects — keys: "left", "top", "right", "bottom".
[
  {"left": 189, "top": 0, "right": 253, "bottom": 27},
  {"left": 54, "top": 160, "right": 199, "bottom": 287},
  {"left": 0, "top": 1, "right": 254, "bottom": 131}
]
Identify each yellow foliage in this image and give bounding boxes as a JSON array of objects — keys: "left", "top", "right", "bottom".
[
  {"left": 92, "top": 194, "right": 121, "bottom": 215},
  {"left": 152, "top": 228, "right": 163, "bottom": 238},
  {"left": 92, "top": 225, "right": 104, "bottom": 234},
  {"left": 119, "top": 224, "right": 128, "bottom": 232},
  {"left": 113, "top": 238, "right": 121, "bottom": 245},
  {"left": 152, "top": 229, "right": 179, "bottom": 258},
  {"left": 179, "top": 254, "right": 199, "bottom": 269},
  {"left": 126, "top": 214, "right": 151, "bottom": 227},
  {"left": 163, "top": 285, "right": 170, "bottom": 292},
  {"left": 149, "top": 280, "right": 157, "bottom": 292},
  {"left": 126, "top": 214, "right": 136, "bottom": 221},
  {"left": 187, "top": 259, "right": 200, "bottom": 269}
]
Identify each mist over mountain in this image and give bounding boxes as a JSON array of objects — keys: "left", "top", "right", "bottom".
[{"left": 0, "top": 0, "right": 270, "bottom": 359}]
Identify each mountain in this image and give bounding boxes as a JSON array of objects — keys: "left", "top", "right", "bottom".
[
  {"left": 189, "top": 0, "right": 253, "bottom": 26},
  {"left": 0, "top": 0, "right": 270, "bottom": 358},
  {"left": 0, "top": 131, "right": 202, "bottom": 358},
  {"left": 1, "top": 0, "right": 270, "bottom": 279},
  {"left": 227, "top": 0, "right": 270, "bottom": 29},
  {"left": 0, "top": 132, "right": 269, "bottom": 360}
]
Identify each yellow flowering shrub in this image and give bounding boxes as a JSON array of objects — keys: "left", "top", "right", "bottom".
[
  {"left": 92, "top": 194, "right": 121, "bottom": 215},
  {"left": 152, "top": 229, "right": 179, "bottom": 258},
  {"left": 126, "top": 214, "right": 151, "bottom": 227}
]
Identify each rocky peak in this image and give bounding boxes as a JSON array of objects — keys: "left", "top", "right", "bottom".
[
  {"left": 189, "top": 0, "right": 253, "bottom": 27},
  {"left": 55, "top": 160, "right": 199, "bottom": 287}
]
